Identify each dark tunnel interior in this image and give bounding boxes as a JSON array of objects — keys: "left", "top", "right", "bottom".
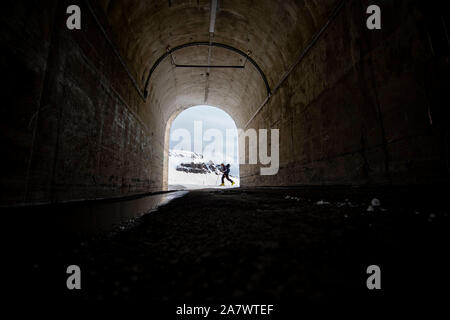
[{"left": 1, "top": 0, "right": 450, "bottom": 311}]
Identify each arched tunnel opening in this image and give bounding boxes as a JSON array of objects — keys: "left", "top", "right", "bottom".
[
  {"left": 167, "top": 105, "right": 240, "bottom": 190},
  {"left": 1, "top": 0, "right": 450, "bottom": 308}
]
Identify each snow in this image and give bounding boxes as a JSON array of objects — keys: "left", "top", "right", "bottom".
[
  {"left": 168, "top": 149, "right": 240, "bottom": 190},
  {"left": 371, "top": 198, "right": 381, "bottom": 207}
]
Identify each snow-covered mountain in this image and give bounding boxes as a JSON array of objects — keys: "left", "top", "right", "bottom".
[{"left": 168, "top": 150, "right": 239, "bottom": 190}]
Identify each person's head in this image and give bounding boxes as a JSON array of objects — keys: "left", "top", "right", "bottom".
[
  {"left": 226, "top": 164, "right": 230, "bottom": 168},
  {"left": 221, "top": 163, "right": 224, "bottom": 168}
]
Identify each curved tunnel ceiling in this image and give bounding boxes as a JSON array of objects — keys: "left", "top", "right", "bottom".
[
  {"left": 144, "top": 42, "right": 272, "bottom": 97},
  {"left": 97, "top": 0, "right": 339, "bottom": 127}
]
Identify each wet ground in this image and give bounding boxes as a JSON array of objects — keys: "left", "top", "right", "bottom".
[{"left": 7, "top": 185, "right": 450, "bottom": 307}]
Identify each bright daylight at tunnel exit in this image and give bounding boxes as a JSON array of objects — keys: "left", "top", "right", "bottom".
[
  {"left": 168, "top": 105, "right": 240, "bottom": 190},
  {"left": 1, "top": 0, "right": 450, "bottom": 314}
]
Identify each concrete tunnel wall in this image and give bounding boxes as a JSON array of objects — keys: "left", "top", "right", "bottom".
[{"left": 0, "top": 0, "right": 448, "bottom": 206}]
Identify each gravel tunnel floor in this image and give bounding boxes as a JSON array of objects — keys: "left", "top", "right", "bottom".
[{"left": 13, "top": 185, "right": 450, "bottom": 303}]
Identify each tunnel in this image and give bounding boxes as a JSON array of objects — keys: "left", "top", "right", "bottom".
[{"left": 1, "top": 0, "right": 450, "bottom": 309}]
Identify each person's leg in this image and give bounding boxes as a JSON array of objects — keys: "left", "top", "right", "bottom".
[
  {"left": 221, "top": 174, "right": 225, "bottom": 184},
  {"left": 225, "top": 174, "right": 233, "bottom": 183}
]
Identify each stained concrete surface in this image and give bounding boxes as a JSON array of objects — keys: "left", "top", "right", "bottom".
[
  {"left": 3, "top": 1, "right": 449, "bottom": 207},
  {"left": 12, "top": 185, "right": 450, "bottom": 304}
]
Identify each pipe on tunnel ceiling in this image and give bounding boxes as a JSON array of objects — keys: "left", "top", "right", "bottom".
[
  {"left": 243, "top": 0, "right": 348, "bottom": 129},
  {"left": 209, "top": 0, "right": 218, "bottom": 33},
  {"left": 143, "top": 42, "right": 271, "bottom": 98},
  {"left": 205, "top": 0, "right": 218, "bottom": 102}
]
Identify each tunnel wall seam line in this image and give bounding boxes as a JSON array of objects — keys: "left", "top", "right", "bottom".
[
  {"left": 358, "top": 0, "right": 391, "bottom": 182},
  {"left": 239, "top": 144, "right": 378, "bottom": 180},
  {"left": 73, "top": 37, "right": 153, "bottom": 136},
  {"left": 84, "top": 0, "right": 147, "bottom": 101},
  {"left": 23, "top": 1, "right": 60, "bottom": 203},
  {"left": 243, "top": 0, "right": 348, "bottom": 129}
]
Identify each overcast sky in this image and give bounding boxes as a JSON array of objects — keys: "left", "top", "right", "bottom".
[{"left": 169, "top": 105, "right": 239, "bottom": 176}]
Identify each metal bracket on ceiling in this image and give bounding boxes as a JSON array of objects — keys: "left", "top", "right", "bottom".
[
  {"left": 143, "top": 42, "right": 271, "bottom": 98},
  {"left": 175, "top": 64, "right": 244, "bottom": 68},
  {"left": 167, "top": 46, "right": 176, "bottom": 66},
  {"left": 243, "top": 50, "right": 252, "bottom": 68}
]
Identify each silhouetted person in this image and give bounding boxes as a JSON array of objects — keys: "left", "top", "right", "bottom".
[{"left": 220, "top": 163, "right": 235, "bottom": 186}]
